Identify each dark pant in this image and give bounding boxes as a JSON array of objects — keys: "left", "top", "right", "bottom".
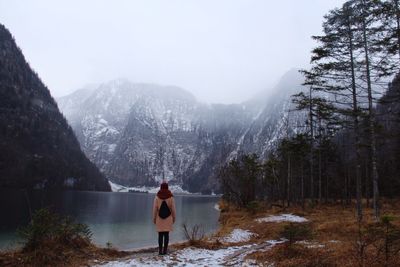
[{"left": 158, "top": 231, "right": 169, "bottom": 254}]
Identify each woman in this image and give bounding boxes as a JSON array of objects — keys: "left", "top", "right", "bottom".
[{"left": 153, "top": 182, "right": 176, "bottom": 255}]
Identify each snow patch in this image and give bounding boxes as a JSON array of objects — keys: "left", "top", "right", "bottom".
[
  {"left": 256, "top": 214, "right": 308, "bottom": 223},
  {"left": 63, "top": 177, "right": 77, "bottom": 188},
  {"left": 97, "top": 246, "right": 245, "bottom": 267},
  {"left": 98, "top": 244, "right": 258, "bottom": 267},
  {"left": 223, "top": 229, "right": 255, "bottom": 243},
  {"left": 98, "top": 118, "right": 108, "bottom": 125},
  {"left": 296, "top": 240, "right": 325, "bottom": 248},
  {"left": 147, "top": 185, "right": 190, "bottom": 194},
  {"left": 108, "top": 181, "right": 191, "bottom": 194},
  {"left": 98, "top": 239, "right": 287, "bottom": 267},
  {"left": 109, "top": 181, "right": 126, "bottom": 192},
  {"left": 108, "top": 144, "right": 117, "bottom": 153}
]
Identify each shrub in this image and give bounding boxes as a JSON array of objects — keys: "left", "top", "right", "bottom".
[
  {"left": 280, "top": 223, "right": 312, "bottom": 247},
  {"left": 246, "top": 201, "right": 260, "bottom": 215},
  {"left": 17, "top": 208, "right": 92, "bottom": 265},
  {"left": 18, "top": 208, "right": 92, "bottom": 251},
  {"left": 354, "top": 215, "right": 400, "bottom": 266},
  {"left": 182, "top": 223, "right": 205, "bottom": 245},
  {"left": 106, "top": 241, "right": 113, "bottom": 249},
  {"left": 379, "top": 215, "right": 400, "bottom": 266}
]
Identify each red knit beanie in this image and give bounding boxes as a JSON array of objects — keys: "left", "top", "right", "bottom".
[{"left": 160, "top": 182, "right": 168, "bottom": 190}]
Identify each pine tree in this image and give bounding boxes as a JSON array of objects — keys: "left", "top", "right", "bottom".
[
  {"left": 357, "top": 0, "right": 382, "bottom": 220},
  {"left": 293, "top": 84, "right": 339, "bottom": 205},
  {"left": 379, "top": 0, "right": 400, "bottom": 65},
  {"left": 302, "top": 3, "right": 364, "bottom": 221}
]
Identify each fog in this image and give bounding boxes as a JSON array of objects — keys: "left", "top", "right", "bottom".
[{"left": 0, "top": 0, "right": 345, "bottom": 104}]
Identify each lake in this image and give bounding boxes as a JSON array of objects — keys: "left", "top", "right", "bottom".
[{"left": 0, "top": 189, "right": 220, "bottom": 250}]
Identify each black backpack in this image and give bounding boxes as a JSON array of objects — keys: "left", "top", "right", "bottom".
[{"left": 158, "top": 200, "right": 171, "bottom": 219}]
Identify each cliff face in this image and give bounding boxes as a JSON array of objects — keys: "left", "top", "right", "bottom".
[
  {"left": 0, "top": 24, "right": 110, "bottom": 191},
  {"left": 58, "top": 70, "right": 305, "bottom": 193}
]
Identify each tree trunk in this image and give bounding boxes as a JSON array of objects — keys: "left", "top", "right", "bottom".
[
  {"left": 344, "top": 172, "right": 347, "bottom": 205},
  {"left": 361, "top": 0, "right": 380, "bottom": 220},
  {"left": 318, "top": 117, "right": 322, "bottom": 203},
  {"left": 325, "top": 158, "right": 328, "bottom": 204},
  {"left": 365, "top": 159, "right": 370, "bottom": 208},
  {"left": 346, "top": 6, "right": 363, "bottom": 222},
  {"left": 287, "top": 154, "right": 291, "bottom": 207},
  {"left": 318, "top": 148, "right": 322, "bottom": 203},
  {"left": 309, "top": 87, "right": 314, "bottom": 204},
  {"left": 346, "top": 170, "right": 351, "bottom": 205},
  {"left": 301, "top": 161, "right": 305, "bottom": 209}
]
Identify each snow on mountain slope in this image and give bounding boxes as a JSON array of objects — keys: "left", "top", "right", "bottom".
[
  {"left": 57, "top": 70, "right": 306, "bottom": 192},
  {"left": 240, "top": 69, "right": 307, "bottom": 158}
]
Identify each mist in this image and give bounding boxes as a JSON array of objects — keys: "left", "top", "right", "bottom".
[{"left": 0, "top": 0, "right": 345, "bottom": 104}]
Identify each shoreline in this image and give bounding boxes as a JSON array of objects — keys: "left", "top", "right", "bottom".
[
  {"left": 2, "top": 200, "right": 399, "bottom": 266},
  {"left": 97, "top": 200, "right": 400, "bottom": 266}
]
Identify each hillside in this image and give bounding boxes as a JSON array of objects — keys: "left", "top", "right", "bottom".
[{"left": 0, "top": 24, "right": 110, "bottom": 191}]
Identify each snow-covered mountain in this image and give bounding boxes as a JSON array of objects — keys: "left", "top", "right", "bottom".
[
  {"left": 237, "top": 69, "right": 308, "bottom": 158},
  {"left": 57, "top": 69, "right": 305, "bottom": 193}
]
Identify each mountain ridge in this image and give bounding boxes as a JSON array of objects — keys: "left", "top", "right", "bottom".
[{"left": 57, "top": 70, "right": 305, "bottom": 193}]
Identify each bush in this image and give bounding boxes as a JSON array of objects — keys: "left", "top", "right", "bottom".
[
  {"left": 353, "top": 216, "right": 400, "bottom": 266},
  {"left": 380, "top": 215, "right": 400, "bottom": 266},
  {"left": 182, "top": 223, "right": 205, "bottom": 245},
  {"left": 18, "top": 208, "right": 92, "bottom": 251},
  {"left": 16, "top": 208, "right": 92, "bottom": 265},
  {"left": 280, "top": 223, "right": 313, "bottom": 246},
  {"left": 246, "top": 201, "right": 260, "bottom": 215}
]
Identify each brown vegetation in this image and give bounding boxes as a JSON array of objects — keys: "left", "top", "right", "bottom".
[
  {"left": 0, "top": 241, "right": 130, "bottom": 267},
  {"left": 218, "top": 199, "right": 400, "bottom": 267}
]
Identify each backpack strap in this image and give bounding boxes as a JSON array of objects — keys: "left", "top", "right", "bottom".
[{"left": 158, "top": 197, "right": 170, "bottom": 209}]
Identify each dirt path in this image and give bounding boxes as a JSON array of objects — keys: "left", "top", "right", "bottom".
[{"left": 94, "top": 241, "right": 282, "bottom": 266}]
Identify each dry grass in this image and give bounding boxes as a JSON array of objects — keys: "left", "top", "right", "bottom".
[
  {"left": 218, "top": 199, "right": 400, "bottom": 267},
  {"left": 247, "top": 243, "right": 343, "bottom": 267},
  {"left": 182, "top": 223, "right": 205, "bottom": 245},
  {"left": 0, "top": 241, "right": 131, "bottom": 267}
]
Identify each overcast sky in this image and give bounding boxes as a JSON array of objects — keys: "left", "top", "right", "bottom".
[{"left": 0, "top": 0, "right": 345, "bottom": 104}]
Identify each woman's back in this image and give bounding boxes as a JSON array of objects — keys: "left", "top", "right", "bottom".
[
  {"left": 153, "top": 196, "right": 176, "bottom": 232},
  {"left": 152, "top": 182, "right": 176, "bottom": 255}
]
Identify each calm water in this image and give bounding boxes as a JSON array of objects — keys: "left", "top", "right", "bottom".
[{"left": 0, "top": 189, "right": 220, "bottom": 250}]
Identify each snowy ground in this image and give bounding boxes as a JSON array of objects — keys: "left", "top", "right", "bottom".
[
  {"left": 95, "top": 213, "right": 309, "bottom": 266},
  {"left": 296, "top": 240, "right": 325, "bottom": 248},
  {"left": 96, "top": 240, "right": 284, "bottom": 267},
  {"left": 255, "top": 213, "right": 308, "bottom": 223},
  {"left": 222, "top": 229, "right": 256, "bottom": 243}
]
